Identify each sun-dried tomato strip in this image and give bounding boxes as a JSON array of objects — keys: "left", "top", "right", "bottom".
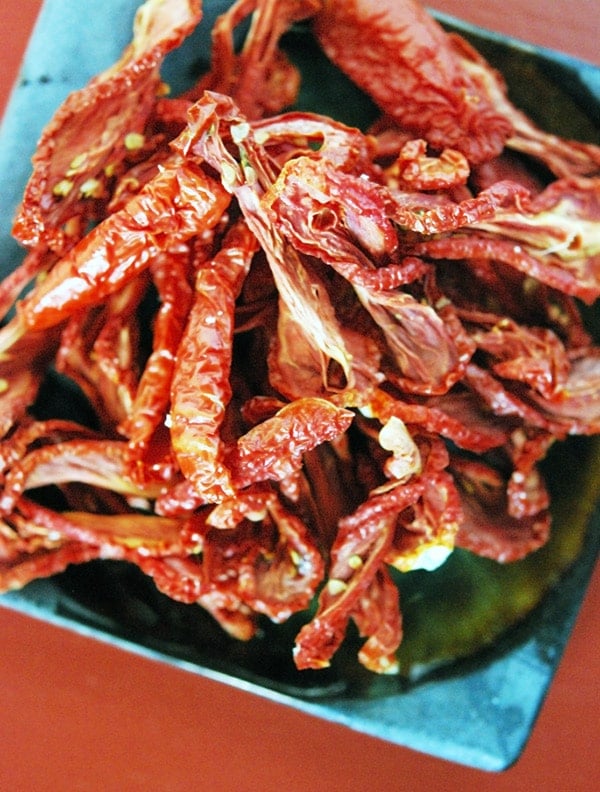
[
  {"left": 0, "top": 161, "right": 230, "bottom": 357},
  {"left": 193, "top": 0, "right": 320, "bottom": 118},
  {"left": 55, "top": 274, "right": 148, "bottom": 429},
  {"left": 352, "top": 567, "right": 403, "bottom": 674},
  {"left": 12, "top": 0, "right": 203, "bottom": 253},
  {"left": 169, "top": 221, "right": 259, "bottom": 501},
  {"left": 389, "top": 138, "right": 470, "bottom": 191},
  {"left": 295, "top": 429, "right": 453, "bottom": 671},
  {"left": 225, "top": 397, "right": 354, "bottom": 488},
  {"left": 313, "top": 0, "right": 514, "bottom": 164},
  {"left": 0, "top": 542, "right": 101, "bottom": 592},
  {"left": 16, "top": 497, "right": 191, "bottom": 558},
  {"left": 294, "top": 511, "right": 398, "bottom": 670},
  {"left": 449, "top": 33, "right": 600, "bottom": 177},
  {"left": 157, "top": 398, "right": 354, "bottom": 514},
  {"left": 0, "top": 420, "right": 98, "bottom": 477},
  {"left": 355, "top": 285, "right": 475, "bottom": 395},
  {"left": 0, "top": 439, "right": 175, "bottom": 515},
  {"left": 451, "top": 456, "right": 551, "bottom": 562},
  {"left": 364, "top": 388, "right": 508, "bottom": 454},
  {"left": 470, "top": 318, "right": 571, "bottom": 400},
  {"left": 178, "top": 93, "right": 357, "bottom": 384},
  {"left": 0, "top": 330, "right": 61, "bottom": 439},
  {"left": 0, "top": 248, "right": 57, "bottom": 322},
  {"left": 118, "top": 244, "right": 195, "bottom": 449}
]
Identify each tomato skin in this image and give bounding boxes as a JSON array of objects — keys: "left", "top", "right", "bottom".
[
  {"left": 12, "top": 162, "right": 230, "bottom": 334},
  {"left": 451, "top": 456, "right": 551, "bottom": 563},
  {"left": 12, "top": 0, "right": 203, "bottom": 254},
  {"left": 313, "top": 0, "right": 513, "bottom": 164},
  {"left": 192, "top": 0, "right": 321, "bottom": 119},
  {"left": 168, "top": 221, "right": 258, "bottom": 502}
]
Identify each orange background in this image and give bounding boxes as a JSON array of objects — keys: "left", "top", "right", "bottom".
[{"left": 1, "top": 2, "right": 598, "bottom": 790}]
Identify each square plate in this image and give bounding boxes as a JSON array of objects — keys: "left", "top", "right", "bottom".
[{"left": 0, "top": 0, "right": 598, "bottom": 771}]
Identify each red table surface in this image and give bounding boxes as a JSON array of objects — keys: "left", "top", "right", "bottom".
[{"left": 0, "top": 2, "right": 598, "bottom": 790}]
